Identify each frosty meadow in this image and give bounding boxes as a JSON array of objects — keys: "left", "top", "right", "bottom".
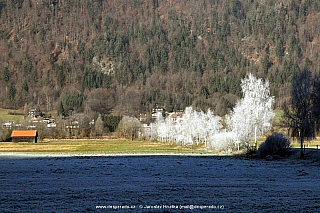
[{"left": 1, "top": 155, "right": 319, "bottom": 212}]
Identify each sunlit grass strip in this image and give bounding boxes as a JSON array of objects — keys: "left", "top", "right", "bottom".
[
  {"left": 250, "top": 138, "right": 320, "bottom": 149},
  {"left": 0, "top": 108, "right": 24, "bottom": 122},
  {"left": 0, "top": 140, "right": 214, "bottom": 154},
  {"left": 273, "top": 109, "right": 284, "bottom": 125}
]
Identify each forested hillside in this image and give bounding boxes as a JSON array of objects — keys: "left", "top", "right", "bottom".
[{"left": 0, "top": 0, "right": 319, "bottom": 117}]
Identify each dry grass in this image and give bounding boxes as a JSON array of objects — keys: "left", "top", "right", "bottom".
[
  {"left": 249, "top": 134, "right": 320, "bottom": 150},
  {"left": 0, "top": 139, "right": 212, "bottom": 154}
]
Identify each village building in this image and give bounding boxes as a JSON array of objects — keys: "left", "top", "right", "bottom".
[
  {"left": 11, "top": 130, "right": 38, "bottom": 143},
  {"left": 28, "top": 108, "right": 41, "bottom": 118},
  {"left": 139, "top": 123, "right": 150, "bottom": 137},
  {"left": 151, "top": 104, "right": 166, "bottom": 120},
  {"left": 2, "top": 122, "right": 13, "bottom": 129},
  {"left": 47, "top": 123, "right": 57, "bottom": 128},
  {"left": 139, "top": 113, "right": 147, "bottom": 122},
  {"left": 66, "top": 121, "right": 80, "bottom": 129},
  {"left": 169, "top": 112, "right": 184, "bottom": 122},
  {"left": 2, "top": 122, "right": 24, "bottom": 129}
]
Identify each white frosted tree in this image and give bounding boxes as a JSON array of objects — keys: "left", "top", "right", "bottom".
[
  {"left": 194, "top": 111, "right": 207, "bottom": 145},
  {"left": 147, "top": 106, "right": 223, "bottom": 149},
  {"left": 165, "top": 116, "right": 176, "bottom": 142},
  {"left": 156, "top": 115, "right": 167, "bottom": 142},
  {"left": 226, "top": 73, "right": 274, "bottom": 147},
  {"left": 174, "top": 116, "right": 185, "bottom": 144},
  {"left": 204, "top": 109, "right": 223, "bottom": 147},
  {"left": 178, "top": 107, "right": 195, "bottom": 145},
  {"left": 148, "top": 121, "right": 158, "bottom": 140},
  {"left": 208, "top": 131, "right": 236, "bottom": 151}
]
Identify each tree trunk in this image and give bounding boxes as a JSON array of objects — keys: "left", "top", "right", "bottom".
[
  {"left": 300, "top": 136, "right": 304, "bottom": 158},
  {"left": 254, "top": 125, "right": 257, "bottom": 148}
]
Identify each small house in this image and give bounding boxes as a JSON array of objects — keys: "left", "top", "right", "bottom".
[
  {"left": 139, "top": 113, "right": 147, "bottom": 122},
  {"left": 28, "top": 108, "right": 41, "bottom": 118},
  {"left": 2, "top": 122, "right": 13, "bottom": 129},
  {"left": 11, "top": 130, "right": 38, "bottom": 143},
  {"left": 152, "top": 104, "right": 166, "bottom": 120}
]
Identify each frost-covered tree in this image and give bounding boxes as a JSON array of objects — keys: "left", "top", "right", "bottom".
[
  {"left": 156, "top": 115, "right": 167, "bottom": 142},
  {"left": 170, "top": 107, "right": 192, "bottom": 145},
  {"left": 193, "top": 110, "right": 206, "bottom": 145},
  {"left": 204, "top": 109, "right": 222, "bottom": 146},
  {"left": 148, "top": 106, "right": 222, "bottom": 147},
  {"left": 148, "top": 121, "right": 159, "bottom": 140},
  {"left": 227, "top": 74, "right": 274, "bottom": 147},
  {"left": 208, "top": 131, "right": 236, "bottom": 151},
  {"left": 146, "top": 74, "right": 274, "bottom": 151}
]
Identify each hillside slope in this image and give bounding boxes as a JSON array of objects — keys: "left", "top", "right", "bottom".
[{"left": 0, "top": 0, "right": 319, "bottom": 117}]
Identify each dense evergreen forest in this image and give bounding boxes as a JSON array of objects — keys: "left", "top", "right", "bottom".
[{"left": 0, "top": 0, "right": 319, "bottom": 118}]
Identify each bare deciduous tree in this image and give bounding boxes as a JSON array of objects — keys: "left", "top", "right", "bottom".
[
  {"left": 95, "top": 114, "right": 104, "bottom": 137},
  {"left": 282, "top": 70, "right": 318, "bottom": 158},
  {"left": 117, "top": 116, "right": 141, "bottom": 140}
]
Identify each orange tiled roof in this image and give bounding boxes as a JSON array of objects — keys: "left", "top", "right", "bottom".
[{"left": 11, "top": 130, "right": 37, "bottom": 137}]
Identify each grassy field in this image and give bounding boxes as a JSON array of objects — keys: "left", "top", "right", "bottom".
[
  {"left": 290, "top": 140, "right": 320, "bottom": 149},
  {"left": 0, "top": 108, "right": 25, "bottom": 123},
  {"left": 0, "top": 139, "right": 213, "bottom": 154},
  {"left": 273, "top": 109, "right": 283, "bottom": 125},
  {"left": 0, "top": 138, "right": 318, "bottom": 154},
  {"left": 250, "top": 137, "right": 320, "bottom": 149}
]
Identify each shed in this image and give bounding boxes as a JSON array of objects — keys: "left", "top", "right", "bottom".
[{"left": 11, "top": 130, "right": 38, "bottom": 143}]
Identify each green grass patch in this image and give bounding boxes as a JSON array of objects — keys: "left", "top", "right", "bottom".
[
  {"left": 0, "top": 139, "right": 213, "bottom": 154},
  {"left": 273, "top": 109, "right": 283, "bottom": 125},
  {"left": 0, "top": 108, "right": 25, "bottom": 123}
]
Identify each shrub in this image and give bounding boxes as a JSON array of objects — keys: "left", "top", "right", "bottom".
[
  {"left": 0, "top": 127, "right": 11, "bottom": 141},
  {"left": 207, "top": 132, "right": 236, "bottom": 151},
  {"left": 258, "top": 132, "right": 291, "bottom": 157},
  {"left": 103, "top": 114, "right": 121, "bottom": 132},
  {"left": 116, "top": 116, "right": 141, "bottom": 140}
]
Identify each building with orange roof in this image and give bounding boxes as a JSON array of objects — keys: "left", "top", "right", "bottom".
[{"left": 11, "top": 130, "right": 38, "bottom": 143}]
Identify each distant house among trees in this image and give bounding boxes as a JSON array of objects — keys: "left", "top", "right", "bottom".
[
  {"left": 152, "top": 104, "right": 166, "bottom": 120},
  {"left": 2, "top": 122, "right": 13, "bottom": 129},
  {"left": 139, "top": 113, "right": 147, "bottom": 122},
  {"left": 169, "top": 112, "right": 183, "bottom": 122},
  {"left": 11, "top": 130, "right": 38, "bottom": 143},
  {"left": 28, "top": 108, "right": 41, "bottom": 118},
  {"left": 66, "top": 121, "right": 80, "bottom": 129}
]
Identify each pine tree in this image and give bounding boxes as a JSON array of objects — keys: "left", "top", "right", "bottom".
[
  {"left": 2, "top": 67, "right": 10, "bottom": 82},
  {"left": 8, "top": 85, "right": 16, "bottom": 102},
  {"left": 58, "top": 102, "right": 66, "bottom": 118}
]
